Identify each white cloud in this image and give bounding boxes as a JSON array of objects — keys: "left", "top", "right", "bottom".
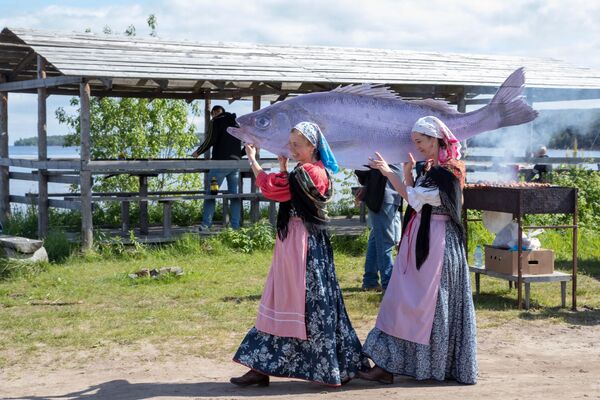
[{"left": 1, "top": 0, "right": 598, "bottom": 65}]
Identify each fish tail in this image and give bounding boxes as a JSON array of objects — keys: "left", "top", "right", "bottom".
[{"left": 457, "top": 68, "right": 538, "bottom": 140}]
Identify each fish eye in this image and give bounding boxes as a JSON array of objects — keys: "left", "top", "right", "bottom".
[{"left": 255, "top": 115, "right": 271, "bottom": 129}]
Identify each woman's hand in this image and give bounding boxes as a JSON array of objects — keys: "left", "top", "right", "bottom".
[
  {"left": 278, "top": 155, "right": 288, "bottom": 172},
  {"left": 368, "top": 152, "right": 393, "bottom": 176},
  {"left": 404, "top": 152, "right": 416, "bottom": 176},
  {"left": 244, "top": 144, "right": 257, "bottom": 161}
]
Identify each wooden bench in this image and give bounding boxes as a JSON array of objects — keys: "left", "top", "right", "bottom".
[
  {"left": 470, "top": 265, "right": 572, "bottom": 309},
  {"left": 64, "top": 192, "right": 276, "bottom": 237}
]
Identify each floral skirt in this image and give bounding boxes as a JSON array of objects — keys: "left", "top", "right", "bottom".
[
  {"left": 362, "top": 221, "right": 478, "bottom": 384},
  {"left": 233, "top": 230, "right": 369, "bottom": 386}
]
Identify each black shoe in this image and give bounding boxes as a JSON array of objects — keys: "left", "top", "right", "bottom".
[
  {"left": 230, "top": 370, "right": 270, "bottom": 387},
  {"left": 357, "top": 366, "right": 393, "bottom": 384}
]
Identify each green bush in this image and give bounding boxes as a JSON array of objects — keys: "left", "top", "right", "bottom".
[
  {"left": 168, "top": 233, "right": 203, "bottom": 255},
  {"left": 330, "top": 228, "right": 369, "bottom": 256},
  {"left": 0, "top": 258, "right": 49, "bottom": 280},
  {"left": 2, "top": 206, "right": 38, "bottom": 239},
  {"left": 44, "top": 229, "right": 75, "bottom": 263},
  {"left": 217, "top": 220, "right": 275, "bottom": 253},
  {"left": 551, "top": 167, "right": 600, "bottom": 228}
]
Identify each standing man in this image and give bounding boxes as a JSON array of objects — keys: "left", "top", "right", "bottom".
[
  {"left": 355, "top": 166, "right": 402, "bottom": 292},
  {"left": 532, "top": 145, "right": 552, "bottom": 182},
  {"left": 193, "top": 105, "right": 244, "bottom": 230}
]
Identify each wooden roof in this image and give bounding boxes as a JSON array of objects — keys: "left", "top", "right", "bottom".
[{"left": 2, "top": 27, "right": 600, "bottom": 102}]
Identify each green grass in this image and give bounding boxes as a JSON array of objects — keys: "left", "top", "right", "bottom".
[{"left": 0, "top": 227, "right": 599, "bottom": 369}]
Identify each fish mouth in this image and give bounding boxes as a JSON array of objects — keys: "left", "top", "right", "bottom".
[
  {"left": 227, "top": 126, "right": 260, "bottom": 146},
  {"left": 228, "top": 124, "right": 291, "bottom": 157}
]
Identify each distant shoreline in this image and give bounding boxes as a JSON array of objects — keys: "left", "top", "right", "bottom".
[{"left": 14, "top": 135, "right": 67, "bottom": 146}]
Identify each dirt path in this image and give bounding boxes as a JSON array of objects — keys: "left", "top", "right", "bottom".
[{"left": 2, "top": 320, "right": 600, "bottom": 400}]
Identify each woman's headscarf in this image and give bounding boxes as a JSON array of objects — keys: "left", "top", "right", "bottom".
[
  {"left": 293, "top": 122, "right": 339, "bottom": 173},
  {"left": 411, "top": 116, "right": 461, "bottom": 164}
]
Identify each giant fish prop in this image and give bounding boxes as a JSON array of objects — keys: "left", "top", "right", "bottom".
[{"left": 228, "top": 68, "right": 538, "bottom": 169}]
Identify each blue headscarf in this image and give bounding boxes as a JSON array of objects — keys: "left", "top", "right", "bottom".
[{"left": 293, "top": 122, "right": 339, "bottom": 173}]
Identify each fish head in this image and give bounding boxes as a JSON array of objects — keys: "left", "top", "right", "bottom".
[{"left": 227, "top": 99, "right": 312, "bottom": 157}]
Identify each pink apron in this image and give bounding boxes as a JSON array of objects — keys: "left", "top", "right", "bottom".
[
  {"left": 375, "top": 213, "right": 448, "bottom": 345},
  {"left": 255, "top": 217, "right": 308, "bottom": 340}
]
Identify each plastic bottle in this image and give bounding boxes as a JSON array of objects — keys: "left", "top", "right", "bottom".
[
  {"left": 210, "top": 177, "right": 219, "bottom": 195},
  {"left": 474, "top": 245, "right": 483, "bottom": 268}
]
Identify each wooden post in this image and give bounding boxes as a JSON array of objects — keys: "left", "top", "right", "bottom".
[
  {"left": 572, "top": 188, "right": 578, "bottom": 310},
  {"left": 268, "top": 201, "right": 277, "bottom": 226},
  {"left": 250, "top": 95, "right": 261, "bottom": 222},
  {"left": 457, "top": 89, "right": 466, "bottom": 113},
  {"left": 121, "top": 201, "right": 130, "bottom": 233},
  {"left": 457, "top": 89, "right": 468, "bottom": 152},
  {"left": 37, "top": 56, "right": 49, "bottom": 238},
  {"left": 0, "top": 74, "right": 9, "bottom": 224},
  {"left": 238, "top": 172, "right": 245, "bottom": 226},
  {"left": 204, "top": 92, "right": 211, "bottom": 141},
  {"left": 202, "top": 92, "right": 211, "bottom": 224},
  {"left": 516, "top": 192, "right": 523, "bottom": 309},
  {"left": 222, "top": 197, "right": 230, "bottom": 227},
  {"left": 139, "top": 175, "right": 148, "bottom": 235},
  {"left": 161, "top": 200, "right": 172, "bottom": 238},
  {"left": 80, "top": 81, "right": 93, "bottom": 251}
]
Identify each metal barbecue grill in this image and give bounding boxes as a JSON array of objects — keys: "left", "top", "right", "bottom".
[{"left": 462, "top": 185, "right": 578, "bottom": 310}]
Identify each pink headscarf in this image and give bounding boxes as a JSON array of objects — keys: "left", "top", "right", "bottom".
[{"left": 411, "top": 116, "right": 462, "bottom": 163}]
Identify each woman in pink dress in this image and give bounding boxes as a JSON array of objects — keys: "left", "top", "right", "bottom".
[
  {"left": 359, "top": 116, "right": 478, "bottom": 385},
  {"left": 230, "top": 122, "right": 368, "bottom": 387}
]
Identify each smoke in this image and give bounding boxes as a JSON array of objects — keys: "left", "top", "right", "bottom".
[
  {"left": 467, "top": 94, "right": 600, "bottom": 155},
  {"left": 464, "top": 91, "right": 600, "bottom": 182}
]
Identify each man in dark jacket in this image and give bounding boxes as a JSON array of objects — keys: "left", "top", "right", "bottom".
[
  {"left": 355, "top": 166, "right": 402, "bottom": 291},
  {"left": 193, "top": 105, "right": 244, "bottom": 230}
]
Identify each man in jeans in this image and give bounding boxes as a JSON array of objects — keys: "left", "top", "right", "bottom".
[
  {"left": 355, "top": 166, "right": 402, "bottom": 292},
  {"left": 192, "top": 105, "right": 244, "bottom": 230}
]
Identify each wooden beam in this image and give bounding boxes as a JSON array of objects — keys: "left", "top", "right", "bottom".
[
  {"left": 80, "top": 81, "right": 93, "bottom": 251},
  {"left": 86, "top": 159, "right": 267, "bottom": 172},
  {"left": 38, "top": 55, "right": 49, "bottom": 238},
  {"left": 9, "top": 50, "right": 36, "bottom": 80},
  {"left": 49, "top": 198, "right": 81, "bottom": 210},
  {"left": 0, "top": 158, "right": 81, "bottom": 169},
  {"left": 9, "top": 171, "right": 80, "bottom": 185},
  {"left": 0, "top": 74, "right": 8, "bottom": 223},
  {"left": 152, "top": 79, "right": 169, "bottom": 90},
  {"left": 8, "top": 195, "right": 81, "bottom": 210},
  {"left": 192, "top": 80, "right": 205, "bottom": 93},
  {"left": 33, "top": 86, "right": 294, "bottom": 101},
  {"left": 0, "top": 76, "right": 83, "bottom": 92},
  {"left": 275, "top": 93, "right": 288, "bottom": 102},
  {"left": 99, "top": 78, "right": 113, "bottom": 90}
]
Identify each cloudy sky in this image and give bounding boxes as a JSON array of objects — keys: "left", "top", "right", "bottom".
[{"left": 1, "top": 0, "right": 599, "bottom": 144}]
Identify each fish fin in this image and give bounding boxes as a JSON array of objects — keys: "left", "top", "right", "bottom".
[
  {"left": 486, "top": 67, "right": 538, "bottom": 126},
  {"left": 455, "top": 67, "right": 538, "bottom": 140},
  {"left": 408, "top": 98, "right": 459, "bottom": 114},
  {"left": 332, "top": 84, "right": 400, "bottom": 100}
]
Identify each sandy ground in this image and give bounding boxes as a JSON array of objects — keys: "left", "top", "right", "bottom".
[{"left": 2, "top": 319, "right": 600, "bottom": 400}]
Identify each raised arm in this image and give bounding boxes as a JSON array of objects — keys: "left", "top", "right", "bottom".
[{"left": 368, "top": 152, "right": 415, "bottom": 201}]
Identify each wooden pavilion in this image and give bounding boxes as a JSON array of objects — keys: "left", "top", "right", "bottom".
[{"left": 1, "top": 27, "right": 600, "bottom": 250}]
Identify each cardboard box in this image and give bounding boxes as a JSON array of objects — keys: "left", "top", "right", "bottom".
[{"left": 484, "top": 245, "right": 554, "bottom": 275}]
